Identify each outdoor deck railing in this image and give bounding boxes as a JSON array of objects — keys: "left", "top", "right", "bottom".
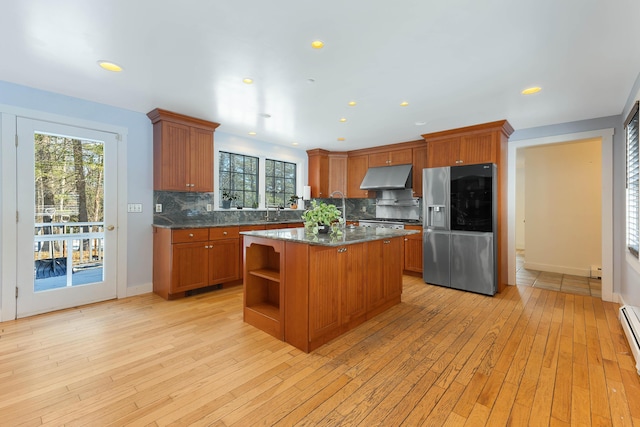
[{"left": 34, "top": 221, "right": 105, "bottom": 285}]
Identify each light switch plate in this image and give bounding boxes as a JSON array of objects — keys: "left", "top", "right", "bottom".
[
  {"left": 127, "top": 203, "right": 143, "bottom": 213},
  {"left": 206, "top": 204, "right": 212, "bottom": 212}
]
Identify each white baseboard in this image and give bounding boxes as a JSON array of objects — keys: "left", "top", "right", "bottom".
[
  {"left": 125, "top": 282, "right": 153, "bottom": 297},
  {"left": 523, "top": 262, "right": 590, "bottom": 277}
]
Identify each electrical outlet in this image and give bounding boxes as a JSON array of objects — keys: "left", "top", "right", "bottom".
[
  {"left": 206, "top": 204, "right": 212, "bottom": 212},
  {"left": 361, "top": 206, "right": 367, "bottom": 212},
  {"left": 155, "top": 204, "right": 162, "bottom": 213}
]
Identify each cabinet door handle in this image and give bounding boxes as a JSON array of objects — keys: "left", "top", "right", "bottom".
[
  {"left": 204, "top": 245, "right": 209, "bottom": 249},
  {"left": 186, "top": 184, "right": 190, "bottom": 187},
  {"left": 223, "top": 231, "right": 227, "bottom": 235},
  {"left": 338, "top": 247, "right": 347, "bottom": 253},
  {"left": 383, "top": 240, "right": 391, "bottom": 244},
  {"left": 189, "top": 233, "right": 194, "bottom": 237},
  {"left": 404, "top": 238, "right": 408, "bottom": 241}
]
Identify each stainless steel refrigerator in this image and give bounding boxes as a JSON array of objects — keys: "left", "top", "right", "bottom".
[{"left": 422, "top": 163, "right": 497, "bottom": 296}]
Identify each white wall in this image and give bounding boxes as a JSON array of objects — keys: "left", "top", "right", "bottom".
[
  {"left": 515, "top": 152, "right": 525, "bottom": 250},
  {"left": 523, "top": 139, "right": 602, "bottom": 276}
]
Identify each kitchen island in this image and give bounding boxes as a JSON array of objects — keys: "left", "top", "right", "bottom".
[{"left": 242, "top": 226, "right": 418, "bottom": 352}]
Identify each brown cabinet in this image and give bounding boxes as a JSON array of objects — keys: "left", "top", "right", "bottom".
[
  {"left": 307, "top": 149, "right": 330, "bottom": 198},
  {"left": 308, "top": 243, "right": 366, "bottom": 341},
  {"left": 328, "top": 153, "right": 348, "bottom": 195},
  {"left": 243, "top": 236, "right": 405, "bottom": 352},
  {"left": 208, "top": 227, "right": 240, "bottom": 285},
  {"left": 403, "top": 225, "right": 423, "bottom": 275},
  {"left": 153, "top": 226, "right": 240, "bottom": 299},
  {"left": 367, "top": 238, "right": 403, "bottom": 312},
  {"left": 346, "top": 154, "right": 370, "bottom": 198},
  {"left": 368, "top": 148, "right": 412, "bottom": 168},
  {"left": 307, "top": 150, "right": 348, "bottom": 197},
  {"left": 422, "top": 120, "right": 513, "bottom": 291},
  {"left": 148, "top": 108, "right": 220, "bottom": 192},
  {"left": 424, "top": 131, "right": 497, "bottom": 168},
  {"left": 412, "top": 145, "right": 428, "bottom": 197}
]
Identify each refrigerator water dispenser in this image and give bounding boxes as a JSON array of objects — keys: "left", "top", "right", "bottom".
[{"left": 427, "top": 205, "right": 446, "bottom": 229}]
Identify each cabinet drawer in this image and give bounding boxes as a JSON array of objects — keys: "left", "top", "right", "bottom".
[
  {"left": 209, "top": 226, "right": 240, "bottom": 240},
  {"left": 172, "top": 228, "right": 209, "bottom": 243}
]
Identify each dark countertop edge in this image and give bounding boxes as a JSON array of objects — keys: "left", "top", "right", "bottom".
[
  {"left": 153, "top": 220, "right": 304, "bottom": 229},
  {"left": 153, "top": 220, "right": 422, "bottom": 229},
  {"left": 241, "top": 228, "right": 419, "bottom": 247}
]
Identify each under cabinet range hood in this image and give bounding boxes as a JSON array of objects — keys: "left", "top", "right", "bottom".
[{"left": 359, "top": 164, "right": 412, "bottom": 190}]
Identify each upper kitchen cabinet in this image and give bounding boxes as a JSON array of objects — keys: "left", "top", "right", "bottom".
[
  {"left": 368, "top": 148, "right": 412, "bottom": 167},
  {"left": 307, "top": 150, "right": 348, "bottom": 197},
  {"left": 347, "top": 154, "right": 370, "bottom": 198},
  {"left": 411, "top": 145, "right": 428, "bottom": 197},
  {"left": 422, "top": 121, "right": 514, "bottom": 168},
  {"left": 307, "top": 149, "right": 330, "bottom": 198},
  {"left": 328, "top": 153, "right": 348, "bottom": 196},
  {"left": 148, "top": 108, "right": 220, "bottom": 192}
]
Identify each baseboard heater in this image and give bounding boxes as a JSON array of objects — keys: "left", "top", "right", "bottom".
[{"left": 619, "top": 305, "right": 640, "bottom": 375}]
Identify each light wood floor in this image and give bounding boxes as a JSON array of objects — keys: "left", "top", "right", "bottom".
[{"left": 1, "top": 277, "right": 638, "bottom": 426}]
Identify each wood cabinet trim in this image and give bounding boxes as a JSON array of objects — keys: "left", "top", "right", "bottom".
[
  {"left": 147, "top": 108, "right": 220, "bottom": 131},
  {"left": 421, "top": 120, "right": 514, "bottom": 142}
]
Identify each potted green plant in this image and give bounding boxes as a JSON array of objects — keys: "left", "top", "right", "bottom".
[
  {"left": 221, "top": 191, "right": 238, "bottom": 209},
  {"left": 301, "top": 200, "right": 344, "bottom": 234},
  {"left": 289, "top": 195, "right": 300, "bottom": 209}
]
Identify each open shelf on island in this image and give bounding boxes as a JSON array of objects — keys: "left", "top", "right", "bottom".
[
  {"left": 243, "top": 238, "right": 284, "bottom": 340},
  {"left": 245, "top": 303, "right": 280, "bottom": 321},
  {"left": 249, "top": 268, "right": 280, "bottom": 282}
]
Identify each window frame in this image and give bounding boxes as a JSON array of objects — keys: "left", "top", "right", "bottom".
[
  {"left": 264, "top": 158, "right": 297, "bottom": 209},
  {"left": 218, "top": 151, "right": 259, "bottom": 208},
  {"left": 626, "top": 100, "right": 639, "bottom": 258}
]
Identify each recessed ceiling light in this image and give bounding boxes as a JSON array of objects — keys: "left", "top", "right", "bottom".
[
  {"left": 243, "top": 78, "right": 254, "bottom": 84},
  {"left": 337, "top": 137, "right": 345, "bottom": 141},
  {"left": 311, "top": 40, "right": 324, "bottom": 49},
  {"left": 400, "top": 101, "right": 409, "bottom": 107},
  {"left": 259, "top": 113, "right": 271, "bottom": 118},
  {"left": 292, "top": 142, "right": 299, "bottom": 146},
  {"left": 521, "top": 86, "right": 541, "bottom": 95},
  {"left": 248, "top": 131, "right": 257, "bottom": 136},
  {"left": 339, "top": 118, "right": 347, "bottom": 122},
  {"left": 415, "top": 121, "right": 427, "bottom": 126},
  {"left": 348, "top": 101, "right": 357, "bottom": 107},
  {"left": 97, "top": 60, "right": 123, "bottom": 72}
]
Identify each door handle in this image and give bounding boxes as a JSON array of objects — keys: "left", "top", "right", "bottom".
[{"left": 107, "top": 225, "right": 115, "bottom": 231}]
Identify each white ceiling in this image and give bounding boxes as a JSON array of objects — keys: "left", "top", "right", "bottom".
[{"left": 1, "top": 0, "right": 639, "bottom": 151}]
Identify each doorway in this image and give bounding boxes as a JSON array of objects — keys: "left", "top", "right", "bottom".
[
  {"left": 507, "top": 128, "right": 614, "bottom": 301},
  {"left": 15, "top": 118, "right": 119, "bottom": 318}
]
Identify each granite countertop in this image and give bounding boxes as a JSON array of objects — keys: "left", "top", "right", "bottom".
[
  {"left": 153, "top": 219, "right": 304, "bottom": 229},
  {"left": 241, "top": 226, "right": 419, "bottom": 247}
]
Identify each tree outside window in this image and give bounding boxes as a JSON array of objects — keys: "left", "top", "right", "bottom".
[
  {"left": 219, "top": 151, "right": 259, "bottom": 208},
  {"left": 265, "top": 159, "right": 296, "bottom": 208}
]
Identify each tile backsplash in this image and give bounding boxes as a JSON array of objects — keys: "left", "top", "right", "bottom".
[{"left": 152, "top": 191, "right": 383, "bottom": 226}]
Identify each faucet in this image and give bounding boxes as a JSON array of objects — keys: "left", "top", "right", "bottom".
[
  {"left": 265, "top": 203, "right": 280, "bottom": 221},
  {"left": 329, "top": 190, "right": 346, "bottom": 229}
]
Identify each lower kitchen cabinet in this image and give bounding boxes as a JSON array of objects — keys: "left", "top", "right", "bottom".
[
  {"left": 153, "top": 226, "right": 240, "bottom": 299},
  {"left": 308, "top": 243, "right": 366, "bottom": 341},
  {"left": 403, "top": 225, "right": 423, "bottom": 275},
  {"left": 367, "top": 238, "right": 403, "bottom": 313}
]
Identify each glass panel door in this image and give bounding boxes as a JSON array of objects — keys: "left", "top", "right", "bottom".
[{"left": 16, "top": 118, "right": 118, "bottom": 318}]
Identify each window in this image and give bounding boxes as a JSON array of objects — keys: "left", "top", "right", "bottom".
[
  {"left": 219, "top": 151, "right": 259, "bottom": 208},
  {"left": 265, "top": 159, "right": 296, "bottom": 208},
  {"left": 626, "top": 101, "right": 639, "bottom": 257}
]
